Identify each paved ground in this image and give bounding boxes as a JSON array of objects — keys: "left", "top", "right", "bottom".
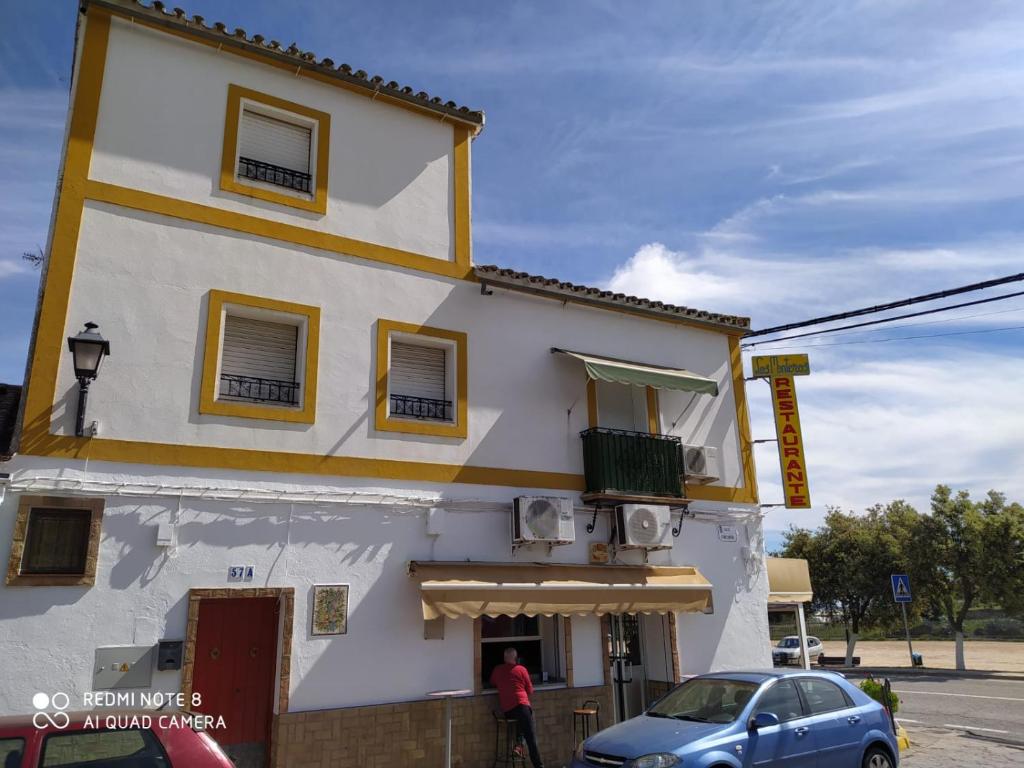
[
  {"left": 844, "top": 671, "right": 1024, "bottom": 766},
  {"left": 821, "top": 639, "right": 1024, "bottom": 672},
  {"left": 900, "top": 726, "right": 1024, "bottom": 767}
]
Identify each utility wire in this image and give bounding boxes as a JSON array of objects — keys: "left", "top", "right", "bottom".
[
  {"left": 743, "top": 289, "right": 1024, "bottom": 347},
  {"left": 745, "top": 271, "right": 1024, "bottom": 338},
  {"left": 748, "top": 323, "right": 1024, "bottom": 351}
]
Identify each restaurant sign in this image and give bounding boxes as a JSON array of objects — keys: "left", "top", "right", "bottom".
[
  {"left": 755, "top": 355, "right": 812, "bottom": 509},
  {"left": 751, "top": 353, "right": 810, "bottom": 378}
]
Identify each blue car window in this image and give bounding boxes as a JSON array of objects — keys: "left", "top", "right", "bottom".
[
  {"left": 752, "top": 679, "right": 804, "bottom": 722},
  {"left": 648, "top": 678, "right": 759, "bottom": 724},
  {"left": 797, "top": 678, "right": 852, "bottom": 714}
]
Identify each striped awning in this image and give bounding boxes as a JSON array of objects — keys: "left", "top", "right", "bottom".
[
  {"left": 408, "top": 561, "right": 713, "bottom": 620},
  {"left": 551, "top": 348, "right": 719, "bottom": 396},
  {"left": 767, "top": 558, "right": 813, "bottom": 604}
]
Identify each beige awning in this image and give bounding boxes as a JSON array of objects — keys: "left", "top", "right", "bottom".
[
  {"left": 767, "top": 558, "right": 813, "bottom": 604},
  {"left": 408, "top": 561, "right": 713, "bottom": 620},
  {"left": 551, "top": 348, "right": 719, "bottom": 396}
]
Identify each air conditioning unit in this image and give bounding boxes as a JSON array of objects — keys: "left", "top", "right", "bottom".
[
  {"left": 681, "top": 444, "right": 720, "bottom": 484},
  {"left": 513, "top": 497, "right": 575, "bottom": 545},
  {"left": 614, "top": 505, "right": 673, "bottom": 550}
]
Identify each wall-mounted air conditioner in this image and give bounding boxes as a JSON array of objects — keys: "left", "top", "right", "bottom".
[
  {"left": 681, "top": 444, "right": 720, "bottom": 485},
  {"left": 512, "top": 497, "right": 575, "bottom": 545},
  {"left": 614, "top": 504, "right": 673, "bottom": 550}
]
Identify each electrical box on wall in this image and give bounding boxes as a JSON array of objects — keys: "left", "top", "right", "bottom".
[
  {"left": 156, "top": 523, "right": 176, "bottom": 547},
  {"left": 93, "top": 646, "right": 156, "bottom": 690},
  {"left": 156, "top": 640, "right": 183, "bottom": 671}
]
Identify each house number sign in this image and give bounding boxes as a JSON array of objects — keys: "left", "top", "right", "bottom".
[{"left": 227, "top": 565, "right": 255, "bottom": 582}]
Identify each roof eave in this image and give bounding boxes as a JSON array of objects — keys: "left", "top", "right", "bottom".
[
  {"left": 476, "top": 267, "right": 750, "bottom": 335},
  {"left": 82, "top": 0, "right": 485, "bottom": 133}
]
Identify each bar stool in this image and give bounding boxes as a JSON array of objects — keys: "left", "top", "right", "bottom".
[
  {"left": 573, "top": 699, "right": 601, "bottom": 747},
  {"left": 492, "top": 711, "right": 527, "bottom": 768}
]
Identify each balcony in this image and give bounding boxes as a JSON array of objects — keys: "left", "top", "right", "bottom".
[
  {"left": 238, "top": 156, "right": 312, "bottom": 194},
  {"left": 219, "top": 374, "right": 300, "bottom": 405},
  {"left": 580, "top": 427, "right": 686, "bottom": 503}
]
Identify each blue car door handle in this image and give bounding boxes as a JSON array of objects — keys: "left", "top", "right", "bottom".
[
  {"left": 847, "top": 716, "right": 861, "bottom": 725},
  {"left": 794, "top": 726, "right": 809, "bottom": 736}
]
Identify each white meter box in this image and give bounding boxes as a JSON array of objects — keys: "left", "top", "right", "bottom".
[{"left": 93, "top": 645, "right": 155, "bottom": 690}]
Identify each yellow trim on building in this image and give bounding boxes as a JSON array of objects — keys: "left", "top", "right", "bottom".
[
  {"left": 453, "top": 127, "right": 472, "bottom": 270},
  {"left": 19, "top": 10, "right": 111, "bottom": 455},
  {"left": 84, "top": 181, "right": 474, "bottom": 280},
  {"left": 24, "top": 435, "right": 584, "bottom": 491},
  {"left": 646, "top": 386, "right": 660, "bottom": 434},
  {"left": 199, "top": 290, "right": 320, "bottom": 424},
  {"left": 374, "top": 319, "right": 468, "bottom": 439},
  {"left": 219, "top": 84, "right": 331, "bottom": 214}
]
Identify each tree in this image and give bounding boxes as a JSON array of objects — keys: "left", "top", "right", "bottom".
[
  {"left": 914, "top": 486, "right": 1024, "bottom": 669},
  {"left": 781, "top": 504, "right": 915, "bottom": 665}
]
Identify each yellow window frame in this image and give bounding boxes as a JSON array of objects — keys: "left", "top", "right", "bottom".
[
  {"left": 220, "top": 84, "right": 331, "bottom": 215},
  {"left": 375, "top": 319, "right": 468, "bottom": 439},
  {"left": 200, "top": 289, "right": 320, "bottom": 424}
]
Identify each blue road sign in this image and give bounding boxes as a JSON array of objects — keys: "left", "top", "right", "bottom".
[{"left": 891, "top": 574, "right": 912, "bottom": 603}]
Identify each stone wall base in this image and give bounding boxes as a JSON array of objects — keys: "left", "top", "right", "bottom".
[{"left": 273, "top": 684, "right": 612, "bottom": 768}]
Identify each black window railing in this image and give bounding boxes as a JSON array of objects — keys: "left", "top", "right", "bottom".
[
  {"left": 220, "top": 374, "right": 300, "bottom": 405},
  {"left": 238, "top": 156, "right": 312, "bottom": 194},
  {"left": 580, "top": 427, "right": 684, "bottom": 497},
  {"left": 390, "top": 393, "right": 453, "bottom": 422}
]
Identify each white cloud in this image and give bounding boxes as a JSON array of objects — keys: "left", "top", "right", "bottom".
[{"left": 0, "top": 259, "right": 29, "bottom": 280}]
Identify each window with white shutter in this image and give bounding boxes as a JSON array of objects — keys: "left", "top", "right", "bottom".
[
  {"left": 237, "top": 108, "right": 314, "bottom": 194},
  {"left": 388, "top": 341, "right": 453, "bottom": 422},
  {"left": 219, "top": 315, "right": 301, "bottom": 406}
]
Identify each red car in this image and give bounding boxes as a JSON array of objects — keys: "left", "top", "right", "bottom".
[{"left": 0, "top": 710, "right": 234, "bottom": 767}]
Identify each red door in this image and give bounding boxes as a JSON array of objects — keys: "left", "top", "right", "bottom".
[{"left": 192, "top": 597, "right": 279, "bottom": 768}]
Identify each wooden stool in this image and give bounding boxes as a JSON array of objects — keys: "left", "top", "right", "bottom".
[
  {"left": 492, "top": 711, "right": 527, "bottom": 768},
  {"left": 572, "top": 699, "right": 601, "bottom": 748}
]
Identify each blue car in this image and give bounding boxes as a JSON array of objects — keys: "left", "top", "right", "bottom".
[{"left": 571, "top": 670, "right": 898, "bottom": 768}]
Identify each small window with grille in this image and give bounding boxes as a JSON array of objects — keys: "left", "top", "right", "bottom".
[
  {"left": 200, "top": 290, "right": 321, "bottom": 424},
  {"left": 219, "top": 314, "right": 301, "bottom": 407},
  {"left": 220, "top": 84, "right": 330, "bottom": 214},
  {"left": 5, "top": 496, "right": 104, "bottom": 587},
  {"left": 375, "top": 320, "right": 467, "bottom": 438},
  {"left": 237, "top": 108, "right": 313, "bottom": 195},
  {"left": 389, "top": 340, "right": 452, "bottom": 423}
]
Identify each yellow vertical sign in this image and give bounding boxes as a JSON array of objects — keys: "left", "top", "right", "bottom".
[{"left": 769, "top": 374, "right": 811, "bottom": 509}]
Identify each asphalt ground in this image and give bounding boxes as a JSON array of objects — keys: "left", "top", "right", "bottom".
[{"left": 846, "top": 670, "right": 1024, "bottom": 741}]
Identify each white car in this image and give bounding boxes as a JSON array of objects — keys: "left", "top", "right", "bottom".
[{"left": 772, "top": 635, "right": 824, "bottom": 665}]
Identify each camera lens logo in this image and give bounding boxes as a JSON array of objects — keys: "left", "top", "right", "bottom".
[{"left": 32, "top": 692, "right": 71, "bottom": 730}]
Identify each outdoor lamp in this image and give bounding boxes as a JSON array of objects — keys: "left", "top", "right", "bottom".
[{"left": 67, "top": 321, "right": 110, "bottom": 437}]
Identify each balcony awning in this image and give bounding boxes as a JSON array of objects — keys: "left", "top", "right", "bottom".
[
  {"left": 767, "top": 557, "right": 813, "bottom": 604},
  {"left": 408, "top": 561, "right": 713, "bottom": 620},
  {"left": 551, "top": 348, "right": 719, "bottom": 396}
]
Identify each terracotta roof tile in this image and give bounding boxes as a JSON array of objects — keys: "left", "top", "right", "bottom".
[
  {"left": 87, "top": 0, "right": 485, "bottom": 129},
  {"left": 474, "top": 265, "right": 750, "bottom": 332}
]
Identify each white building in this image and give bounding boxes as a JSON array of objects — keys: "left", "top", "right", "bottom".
[{"left": 0, "top": 2, "right": 771, "bottom": 766}]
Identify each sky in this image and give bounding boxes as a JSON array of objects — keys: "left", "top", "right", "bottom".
[{"left": 1, "top": 1, "right": 1022, "bottom": 548}]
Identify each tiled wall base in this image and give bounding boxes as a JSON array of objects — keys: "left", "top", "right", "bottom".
[{"left": 274, "top": 684, "right": 613, "bottom": 767}]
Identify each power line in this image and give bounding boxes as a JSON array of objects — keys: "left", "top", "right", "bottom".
[
  {"left": 743, "top": 289, "right": 1024, "bottom": 347},
  {"left": 745, "top": 272, "right": 1024, "bottom": 338},
  {"left": 748, "top": 323, "right": 1024, "bottom": 351}
]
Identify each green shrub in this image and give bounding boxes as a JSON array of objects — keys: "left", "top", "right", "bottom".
[{"left": 859, "top": 678, "right": 899, "bottom": 713}]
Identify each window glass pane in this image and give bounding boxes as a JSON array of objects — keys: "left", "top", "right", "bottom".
[
  {"left": 648, "top": 678, "right": 757, "bottom": 724},
  {"left": 753, "top": 680, "right": 804, "bottom": 722},
  {"left": 41, "top": 729, "right": 163, "bottom": 767},
  {"left": 480, "top": 615, "right": 564, "bottom": 689},
  {"left": 797, "top": 679, "right": 851, "bottom": 714},
  {"left": 23, "top": 509, "right": 90, "bottom": 574},
  {"left": 0, "top": 738, "right": 25, "bottom": 768},
  {"left": 480, "top": 615, "right": 539, "bottom": 639}
]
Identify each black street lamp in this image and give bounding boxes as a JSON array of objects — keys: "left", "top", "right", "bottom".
[{"left": 67, "top": 322, "right": 110, "bottom": 437}]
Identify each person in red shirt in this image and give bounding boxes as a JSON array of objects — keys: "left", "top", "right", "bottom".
[{"left": 490, "top": 647, "right": 544, "bottom": 768}]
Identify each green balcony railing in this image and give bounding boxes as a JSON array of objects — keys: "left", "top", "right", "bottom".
[{"left": 580, "top": 427, "right": 684, "bottom": 497}]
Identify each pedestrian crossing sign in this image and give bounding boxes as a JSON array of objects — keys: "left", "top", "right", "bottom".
[{"left": 891, "top": 574, "right": 912, "bottom": 603}]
